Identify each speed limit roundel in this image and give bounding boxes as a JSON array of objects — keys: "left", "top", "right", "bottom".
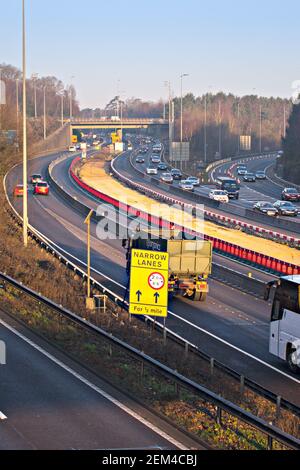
[{"left": 148, "top": 272, "right": 165, "bottom": 290}]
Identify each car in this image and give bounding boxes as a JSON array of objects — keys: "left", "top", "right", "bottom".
[
  {"left": 150, "top": 155, "right": 161, "bottom": 164},
  {"left": 146, "top": 167, "right": 158, "bottom": 175},
  {"left": 160, "top": 173, "right": 173, "bottom": 184},
  {"left": 179, "top": 180, "right": 194, "bottom": 191},
  {"left": 33, "top": 181, "right": 49, "bottom": 196},
  {"left": 13, "top": 184, "right": 24, "bottom": 197},
  {"left": 256, "top": 171, "right": 267, "bottom": 180},
  {"left": 185, "top": 176, "right": 200, "bottom": 186},
  {"left": 237, "top": 165, "right": 247, "bottom": 176},
  {"left": 30, "top": 174, "right": 43, "bottom": 185},
  {"left": 68, "top": 145, "right": 76, "bottom": 152},
  {"left": 171, "top": 169, "right": 183, "bottom": 180},
  {"left": 273, "top": 201, "right": 299, "bottom": 217},
  {"left": 135, "top": 156, "right": 145, "bottom": 164},
  {"left": 282, "top": 187, "right": 300, "bottom": 202},
  {"left": 209, "top": 190, "right": 229, "bottom": 203},
  {"left": 243, "top": 172, "right": 256, "bottom": 182},
  {"left": 253, "top": 202, "right": 278, "bottom": 216},
  {"left": 157, "top": 163, "right": 168, "bottom": 171}
]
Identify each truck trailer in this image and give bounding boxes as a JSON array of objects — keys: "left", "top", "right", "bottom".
[{"left": 124, "top": 234, "right": 212, "bottom": 302}]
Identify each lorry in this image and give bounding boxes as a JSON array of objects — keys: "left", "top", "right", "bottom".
[{"left": 123, "top": 233, "right": 212, "bottom": 302}]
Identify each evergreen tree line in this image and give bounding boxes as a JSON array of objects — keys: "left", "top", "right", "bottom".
[
  {"left": 281, "top": 102, "right": 300, "bottom": 184},
  {"left": 81, "top": 93, "right": 291, "bottom": 162}
]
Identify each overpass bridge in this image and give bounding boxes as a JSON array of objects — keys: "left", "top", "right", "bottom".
[
  {"left": 68, "top": 118, "right": 170, "bottom": 143},
  {"left": 70, "top": 118, "right": 169, "bottom": 131}
]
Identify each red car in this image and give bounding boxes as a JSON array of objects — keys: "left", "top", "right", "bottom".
[
  {"left": 282, "top": 187, "right": 300, "bottom": 202},
  {"left": 13, "top": 184, "right": 24, "bottom": 197},
  {"left": 34, "top": 181, "right": 49, "bottom": 196}
]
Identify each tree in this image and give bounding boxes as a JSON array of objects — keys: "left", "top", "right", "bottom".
[{"left": 282, "top": 103, "right": 300, "bottom": 184}]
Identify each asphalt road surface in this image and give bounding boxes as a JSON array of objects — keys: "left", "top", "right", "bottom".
[
  {"left": 0, "top": 313, "right": 193, "bottom": 450},
  {"left": 4, "top": 151, "right": 300, "bottom": 406}
]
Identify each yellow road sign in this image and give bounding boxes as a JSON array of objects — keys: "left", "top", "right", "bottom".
[
  {"left": 72, "top": 135, "right": 78, "bottom": 143},
  {"left": 129, "top": 249, "right": 169, "bottom": 317}
]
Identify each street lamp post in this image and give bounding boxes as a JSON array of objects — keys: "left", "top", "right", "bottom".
[
  {"left": 204, "top": 94, "right": 207, "bottom": 163},
  {"left": 22, "top": 0, "right": 28, "bottom": 247},
  {"left": 218, "top": 100, "right": 222, "bottom": 158},
  {"left": 16, "top": 78, "right": 19, "bottom": 150},
  {"left": 259, "top": 103, "right": 262, "bottom": 154},
  {"left": 180, "top": 73, "right": 189, "bottom": 171},
  {"left": 164, "top": 80, "right": 172, "bottom": 163},
  {"left": 69, "top": 76, "right": 75, "bottom": 121},
  {"left": 43, "top": 86, "right": 47, "bottom": 140},
  {"left": 237, "top": 99, "right": 240, "bottom": 154},
  {"left": 31, "top": 73, "right": 38, "bottom": 119},
  {"left": 84, "top": 209, "right": 94, "bottom": 310},
  {"left": 60, "top": 92, "right": 64, "bottom": 127}
]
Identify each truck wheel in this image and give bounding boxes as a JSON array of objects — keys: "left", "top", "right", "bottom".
[
  {"left": 193, "top": 291, "right": 201, "bottom": 301},
  {"left": 287, "top": 349, "right": 300, "bottom": 374}
]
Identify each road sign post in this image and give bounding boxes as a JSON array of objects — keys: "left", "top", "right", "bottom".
[{"left": 129, "top": 249, "right": 169, "bottom": 318}]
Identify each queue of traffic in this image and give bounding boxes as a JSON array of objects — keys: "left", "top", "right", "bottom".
[{"left": 135, "top": 142, "right": 300, "bottom": 217}]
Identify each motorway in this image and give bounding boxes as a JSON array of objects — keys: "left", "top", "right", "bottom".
[
  {"left": 125, "top": 149, "right": 300, "bottom": 235},
  {"left": 211, "top": 155, "right": 300, "bottom": 206},
  {"left": 0, "top": 311, "right": 191, "bottom": 450},
  {"left": 4, "top": 150, "right": 300, "bottom": 407}
]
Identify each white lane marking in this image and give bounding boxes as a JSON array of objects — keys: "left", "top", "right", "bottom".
[
  {"left": 20, "top": 162, "right": 299, "bottom": 383},
  {"left": 0, "top": 412, "right": 7, "bottom": 421},
  {"left": 29, "top": 202, "right": 298, "bottom": 383},
  {"left": 30, "top": 199, "right": 125, "bottom": 290},
  {"left": 0, "top": 319, "right": 187, "bottom": 450},
  {"left": 168, "top": 311, "right": 300, "bottom": 384},
  {"left": 265, "top": 164, "right": 286, "bottom": 189}
]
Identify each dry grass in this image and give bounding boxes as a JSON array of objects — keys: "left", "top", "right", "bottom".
[{"left": 0, "top": 144, "right": 299, "bottom": 447}]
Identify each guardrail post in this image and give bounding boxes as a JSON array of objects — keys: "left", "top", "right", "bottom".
[
  {"left": 163, "top": 327, "right": 167, "bottom": 347},
  {"left": 267, "top": 435, "right": 273, "bottom": 450},
  {"left": 174, "top": 374, "right": 180, "bottom": 398},
  {"left": 240, "top": 375, "right": 245, "bottom": 395},
  {"left": 276, "top": 396, "right": 281, "bottom": 420},
  {"left": 210, "top": 358, "right": 215, "bottom": 376},
  {"left": 185, "top": 342, "right": 189, "bottom": 358},
  {"left": 140, "top": 360, "right": 144, "bottom": 383},
  {"left": 216, "top": 406, "right": 222, "bottom": 426}
]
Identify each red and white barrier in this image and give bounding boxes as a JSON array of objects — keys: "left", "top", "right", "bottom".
[{"left": 70, "top": 157, "right": 299, "bottom": 275}]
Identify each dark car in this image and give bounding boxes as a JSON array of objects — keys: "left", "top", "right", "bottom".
[
  {"left": 273, "top": 201, "right": 299, "bottom": 217},
  {"left": 157, "top": 163, "right": 168, "bottom": 171},
  {"left": 253, "top": 202, "right": 278, "bottom": 216},
  {"left": 135, "top": 156, "right": 145, "bottom": 164},
  {"left": 243, "top": 172, "right": 256, "bottom": 182},
  {"left": 171, "top": 169, "right": 183, "bottom": 180},
  {"left": 282, "top": 187, "right": 300, "bottom": 202}
]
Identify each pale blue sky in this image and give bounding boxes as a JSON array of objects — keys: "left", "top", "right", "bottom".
[{"left": 1, "top": 0, "right": 300, "bottom": 107}]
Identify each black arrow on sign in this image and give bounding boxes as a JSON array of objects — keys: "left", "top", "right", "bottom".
[
  {"left": 136, "top": 290, "right": 142, "bottom": 302},
  {"left": 154, "top": 293, "right": 160, "bottom": 304}
]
